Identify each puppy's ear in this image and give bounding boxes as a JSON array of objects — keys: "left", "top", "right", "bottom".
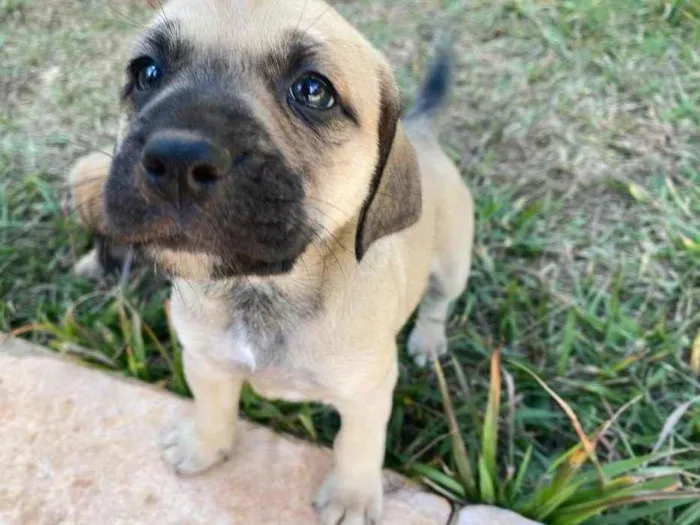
[{"left": 355, "top": 69, "right": 422, "bottom": 261}]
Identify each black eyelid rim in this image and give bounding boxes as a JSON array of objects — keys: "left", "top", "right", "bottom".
[
  {"left": 287, "top": 70, "right": 359, "bottom": 124},
  {"left": 128, "top": 55, "right": 160, "bottom": 78},
  {"left": 122, "top": 55, "right": 162, "bottom": 99}
]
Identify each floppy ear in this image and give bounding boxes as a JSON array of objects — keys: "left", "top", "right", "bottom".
[{"left": 355, "top": 70, "right": 422, "bottom": 261}]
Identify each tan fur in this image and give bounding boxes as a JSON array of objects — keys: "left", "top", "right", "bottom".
[
  {"left": 67, "top": 151, "right": 112, "bottom": 279},
  {"left": 68, "top": 1, "right": 474, "bottom": 523},
  {"left": 67, "top": 151, "right": 111, "bottom": 233}
]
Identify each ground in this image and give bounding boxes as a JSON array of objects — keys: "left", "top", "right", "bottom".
[{"left": 1, "top": 1, "right": 698, "bottom": 524}]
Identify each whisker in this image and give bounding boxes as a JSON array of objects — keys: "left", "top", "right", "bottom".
[
  {"left": 119, "top": 248, "right": 135, "bottom": 289},
  {"left": 304, "top": 195, "right": 353, "bottom": 220},
  {"left": 57, "top": 176, "right": 109, "bottom": 195},
  {"left": 155, "top": 0, "right": 171, "bottom": 25},
  {"left": 67, "top": 137, "right": 116, "bottom": 157},
  {"left": 106, "top": 2, "right": 148, "bottom": 30},
  {"left": 303, "top": 5, "right": 332, "bottom": 33},
  {"left": 294, "top": 0, "right": 309, "bottom": 33}
]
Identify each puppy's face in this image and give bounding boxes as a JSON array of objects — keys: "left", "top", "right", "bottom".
[{"left": 105, "top": 0, "right": 420, "bottom": 279}]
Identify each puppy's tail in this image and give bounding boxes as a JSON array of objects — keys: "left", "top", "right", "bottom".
[{"left": 405, "top": 34, "right": 453, "bottom": 126}]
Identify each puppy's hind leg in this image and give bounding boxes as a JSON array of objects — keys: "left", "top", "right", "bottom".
[
  {"left": 407, "top": 270, "right": 458, "bottom": 367},
  {"left": 408, "top": 212, "right": 473, "bottom": 367}
]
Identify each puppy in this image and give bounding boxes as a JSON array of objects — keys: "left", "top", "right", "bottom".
[{"left": 68, "top": 1, "right": 474, "bottom": 523}]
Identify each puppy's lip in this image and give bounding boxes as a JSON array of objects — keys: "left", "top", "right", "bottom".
[
  {"left": 106, "top": 230, "right": 178, "bottom": 247},
  {"left": 130, "top": 234, "right": 306, "bottom": 263}
]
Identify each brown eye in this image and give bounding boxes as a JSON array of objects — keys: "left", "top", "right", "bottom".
[
  {"left": 130, "top": 56, "right": 163, "bottom": 91},
  {"left": 289, "top": 74, "right": 336, "bottom": 110}
]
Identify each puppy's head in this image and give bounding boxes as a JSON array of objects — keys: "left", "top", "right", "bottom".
[{"left": 105, "top": 0, "right": 421, "bottom": 279}]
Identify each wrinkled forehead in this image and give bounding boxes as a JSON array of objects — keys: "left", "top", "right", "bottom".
[
  {"left": 159, "top": 0, "right": 359, "bottom": 55},
  {"left": 135, "top": 0, "right": 383, "bottom": 121}
]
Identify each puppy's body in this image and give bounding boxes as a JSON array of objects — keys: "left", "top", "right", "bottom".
[
  {"left": 171, "top": 114, "right": 472, "bottom": 402},
  {"left": 69, "top": 1, "right": 473, "bottom": 523}
]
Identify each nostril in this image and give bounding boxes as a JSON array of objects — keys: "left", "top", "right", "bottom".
[
  {"left": 143, "top": 156, "right": 167, "bottom": 178},
  {"left": 191, "top": 164, "right": 219, "bottom": 185}
]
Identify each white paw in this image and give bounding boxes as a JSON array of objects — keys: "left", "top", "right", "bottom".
[
  {"left": 73, "top": 249, "right": 104, "bottom": 280},
  {"left": 314, "top": 470, "right": 383, "bottom": 525},
  {"left": 407, "top": 320, "right": 448, "bottom": 367},
  {"left": 160, "top": 420, "right": 233, "bottom": 475}
]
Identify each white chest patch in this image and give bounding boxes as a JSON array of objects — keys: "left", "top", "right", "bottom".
[{"left": 214, "top": 321, "right": 258, "bottom": 371}]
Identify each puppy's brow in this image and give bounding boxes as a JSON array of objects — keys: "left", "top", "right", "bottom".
[
  {"left": 259, "top": 29, "right": 359, "bottom": 125},
  {"left": 138, "top": 19, "right": 190, "bottom": 64},
  {"left": 259, "top": 29, "right": 321, "bottom": 78}
]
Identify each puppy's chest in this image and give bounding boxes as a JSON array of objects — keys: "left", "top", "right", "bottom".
[{"left": 175, "top": 282, "right": 326, "bottom": 401}]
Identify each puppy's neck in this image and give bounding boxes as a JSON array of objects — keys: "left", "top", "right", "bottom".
[
  {"left": 183, "top": 222, "right": 356, "bottom": 307},
  {"left": 170, "top": 226, "right": 358, "bottom": 368}
]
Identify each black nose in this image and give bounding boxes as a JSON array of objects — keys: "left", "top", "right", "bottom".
[{"left": 141, "top": 131, "right": 231, "bottom": 201}]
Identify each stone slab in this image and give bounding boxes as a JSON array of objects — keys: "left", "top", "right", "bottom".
[
  {"left": 0, "top": 335, "right": 451, "bottom": 525},
  {"left": 457, "top": 506, "right": 541, "bottom": 525}
]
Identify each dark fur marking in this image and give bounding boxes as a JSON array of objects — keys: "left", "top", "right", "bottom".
[
  {"left": 201, "top": 281, "right": 322, "bottom": 366},
  {"left": 95, "top": 235, "right": 130, "bottom": 275},
  {"left": 425, "top": 273, "right": 447, "bottom": 302},
  {"left": 107, "top": 67, "right": 313, "bottom": 277},
  {"left": 257, "top": 30, "right": 321, "bottom": 82}
]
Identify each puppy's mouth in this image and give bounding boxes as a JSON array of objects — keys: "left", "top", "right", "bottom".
[{"left": 107, "top": 205, "right": 312, "bottom": 280}]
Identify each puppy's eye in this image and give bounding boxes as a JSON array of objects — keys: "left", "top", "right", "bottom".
[
  {"left": 289, "top": 74, "right": 336, "bottom": 110},
  {"left": 130, "top": 56, "right": 162, "bottom": 91}
]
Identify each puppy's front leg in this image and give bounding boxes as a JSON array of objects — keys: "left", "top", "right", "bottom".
[
  {"left": 161, "top": 349, "right": 244, "bottom": 475},
  {"left": 315, "top": 361, "right": 398, "bottom": 525}
]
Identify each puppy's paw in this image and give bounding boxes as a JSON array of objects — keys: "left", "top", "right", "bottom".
[
  {"left": 314, "top": 470, "right": 382, "bottom": 525},
  {"left": 160, "top": 420, "right": 233, "bottom": 476},
  {"left": 73, "top": 249, "right": 104, "bottom": 280},
  {"left": 407, "top": 319, "right": 448, "bottom": 367}
]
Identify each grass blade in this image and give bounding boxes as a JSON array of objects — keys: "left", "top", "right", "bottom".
[
  {"left": 433, "top": 356, "right": 477, "bottom": 498},
  {"left": 503, "top": 368, "right": 517, "bottom": 480},
  {"left": 550, "top": 490, "right": 700, "bottom": 525},
  {"left": 127, "top": 302, "right": 149, "bottom": 380},
  {"left": 478, "top": 455, "right": 496, "bottom": 504},
  {"left": 554, "top": 497, "right": 696, "bottom": 525},
  {"left": 410, "top": 463, "right": 467, "bottom": 499},
  {"left": 652, "top": 397, "right": 700, "bottom": 454},
  {"left": 511, "top": 360, "right": 605, "bottom": 484},
  {"left": 691, "top": 328, "right": 700, "bottom": 375},
  {"left": 547, "top": 395, "right": 643, "bottom": 475},
  {"left": 557, "top": 308, "right": 577, "bottom": 375},
  {"left": 531, "top": 479, "right": 586, "bottom": 521},
  {"left": 117, "top": 295, "right": 138, "bottom": 378},
  {"left": 675, "top": 499, "right": 700, "bottom": 525},
  {"left": 509, "top": 444, "right": 534, "bottom": 505},
  {"left": 142, "top": 321, "right": 175, "bottom": 376},
  {"left": 597, "top": 499, "right": 694, "bottom": 525},
  {"left": 482, "top": 348, "right": 502, "bottom": 484}
]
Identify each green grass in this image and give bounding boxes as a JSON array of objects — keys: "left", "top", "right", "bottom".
[{"left": 1, "top": 1, "right": 699, "bottom": 523}]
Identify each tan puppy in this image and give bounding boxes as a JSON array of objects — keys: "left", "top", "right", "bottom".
[{"left": 69, "top": 1, "right": 474, "bottom": 523}]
